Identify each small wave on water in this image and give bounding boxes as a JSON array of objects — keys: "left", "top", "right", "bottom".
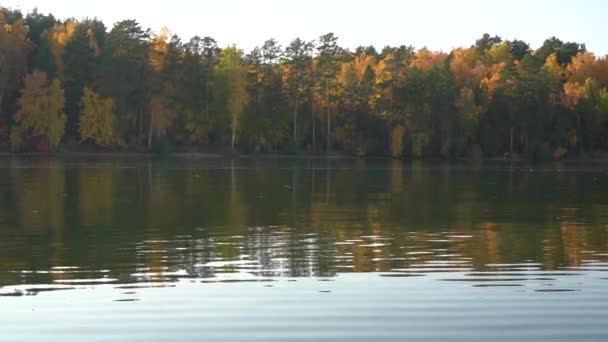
[{"left": 2, "top": 159, "right": 608, "bottom": 341}]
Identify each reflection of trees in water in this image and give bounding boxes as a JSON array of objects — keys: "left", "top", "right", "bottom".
[
  {"left": 9, "top": 159, "right": 66, "bottom": 233},
  {"left": 2, "top": 159, "right": 67, "bottom": 284},
  {"left": 152, "top": 227, "right": 338, "bottom": 280},
  {"left": 1, "top": 159, "right": 608, "bottom": 286}
]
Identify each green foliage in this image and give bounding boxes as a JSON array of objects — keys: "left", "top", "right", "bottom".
[
  {"left": 25, "top": 9, "right": 57, "bottom": 46},
  {"left": 33, "top": 36, "right": 57, "bottom": 79},
  {"left": 243, "top": 41, "right": 290, "bottom": 148},
  {"left": 0, "top": 13, "right": 31, "bottom": 112},
  {"left": 98, "top": 19, "right": 149, "bottom": 138},
  {"left": 508, "top": 40, "right": 531, "bottom": 60},
  {"left": 214, "top": 45, "right": 249, "bottom": 149},
  {"left": 151, "top": 136, "right": 173, "bottom": 155},
  {"left": 284, "top": 38, "right": 314, "bottom": 145},
  {"left": 537, "top": 37, "right": 586, "bottom": 65},
  {"left": 184, "top": 109, "right": 212, "bottom": 144},
  {"left": 63, "top": 19, "right": 105, "bottom": 133}
]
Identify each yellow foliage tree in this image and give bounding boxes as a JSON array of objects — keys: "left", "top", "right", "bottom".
[
  {"left": 411, "top": 48, "right": 446, "bottom": 71},
  {"left": 450, "top": 47, "right": 486, "bottom": 88},
  {"left": 372, "top": 53, "right": 401, "bottom": 119},
  {"left": 149, "top": 88, "right": 177, "bottom": 137},
  {"left": 562, "top": 80, "right": 586, "bottom": 109},
  {"left": 214, "top": 46, "right": 249, "bottom": 150},
  {"left": 148, "top": 27, "right": 169, "bottom": 72},
  {"left": 45, "top": 20, "right": 77, "bottom": 78},
  {"left": 146, "top": 27, "right": 178, "bottom": 148},
  {"left": 566, "top": 52, "right": 608, "bottom": 88},
  {"left": 12, "top": 71, "right": 66, "bottom": 151},
  {"left": 374, "top": 53, "right": 393, "bottom": 84},
  {"left": 79, "top": 87, "right": 123, "bottom": 147},
  {"left": 594, "top": 56, "right": 608, "bottom": 88},
  {"left": 352, "top": 53, "right": 376, "bottom": 80},
  {"left": 567, "top": 52, "right": 596, "bottom": 83},
  {"left": 480, "top": 62, "right": 505, "bottom": 104},
  {"left": 412, "top": 132, "right": 430, "bottom": 158},
  {"left": 544, "top": 53, "right": 564, "bottom": 79},
  {"left": 455, "top": 87, "right": 482, "bottom": 139},
  {"left": 486, "top": 42, "right": 512, "bottom": 64}
]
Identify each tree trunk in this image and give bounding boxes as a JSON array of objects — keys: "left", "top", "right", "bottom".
[
  {"left": 291, "top": 168, "right": 296, "bottom": 203},
  {"left": 326, "top": 85, "right": 330, "bottom": 154},
  {"left": 325, "top": 162, "right": 330, "bottom": 203},
  {"left": 148, "top": 112, "right": 153, "bottom": 151},
  {"left": 312, "top": 99, "right": 316, "bottom": 151},
  {"left": 232, "top": 98, "right": 239, "bottom": 151},
  {"left": 509, "top": 126, "right": 514, "bottom": 154},
  {"left": 293, "top": 99, "right": 298, "bottom": 148},
  {"left": 524, "top": 126, "right": 528, "bottom": 154},
  {"left": 311, "top": 167, "right": 315, "bottom": 194},
  {"left": 231, "top": 113, "right": 236, "bottom": 152},
  {"left": 138, "top": 104, "right": 144, "bottom": 144},
  {"left": 138, "top": 63, "right": 147, "bottom": 145},
  {"left": 204, "top": 79, "right": 209, "bottom": 143},
  {"left": 577, "top": 112, "right": 581, "bottom": 149},
  {"left": 205, "top": 81, "right": 209, "bottom": 117}
]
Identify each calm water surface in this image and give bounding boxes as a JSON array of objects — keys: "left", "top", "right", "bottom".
[{"left": 1, "top": 157, "right": 608, "bottom": 341}]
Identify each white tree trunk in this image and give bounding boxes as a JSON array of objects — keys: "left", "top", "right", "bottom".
[
  {"left": 293, "top": 99, "right": 298, "bottom": 147},
  {"left": 326, "top": 85, "right": 330, "bottom": 154},
  {"left": 312, "top": 100, "right": 316, "bottom": 151},
  {"left": 148, "top": 112, "right": 153, "bottom": 150}
]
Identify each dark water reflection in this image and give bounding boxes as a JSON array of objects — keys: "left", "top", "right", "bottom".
[
  {"left": 1, "top": 157, "right": 607, "bottom": 288},
  {"left": 1, "top": 157, "right": 608, "bottom": 341}
]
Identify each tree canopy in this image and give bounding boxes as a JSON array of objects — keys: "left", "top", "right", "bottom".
[
  {"left": 1, "top": 5, "right": 608, "bottom": 160},
  {"left": 12, "top": 70, "right": 66, "bottom": 151}
]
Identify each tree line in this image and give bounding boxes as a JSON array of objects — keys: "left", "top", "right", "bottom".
[{"left": 1, "top": 7, "right": 607, "bottom": 159}]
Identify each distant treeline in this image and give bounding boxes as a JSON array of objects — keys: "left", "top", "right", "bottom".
[{"left": 1, "top": 7, "right": 607, "bottom": 158}]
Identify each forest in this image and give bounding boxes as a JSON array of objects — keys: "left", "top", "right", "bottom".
[{"left": 1, "top": 6, "right": 607, "bottom": 159}]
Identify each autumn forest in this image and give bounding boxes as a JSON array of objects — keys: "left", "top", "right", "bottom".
[{"left": 1, "top": 7, "right": 607, "bottom": 159}]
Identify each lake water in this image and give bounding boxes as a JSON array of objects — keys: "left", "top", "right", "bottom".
[{"left": 1, "top": 157, "right": 608, "bottom": 341}]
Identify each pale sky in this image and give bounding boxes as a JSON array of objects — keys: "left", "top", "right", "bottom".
[{"left": 4, "top": 0, "right": 607, "bottom": 55}]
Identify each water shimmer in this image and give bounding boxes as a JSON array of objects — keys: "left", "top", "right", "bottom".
[{"left": 1, "top": 157, "right": 607, "bottom": 341}]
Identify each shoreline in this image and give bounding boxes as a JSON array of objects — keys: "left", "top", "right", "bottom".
[
  {"left": 3, "top": 150, "right": 608, "bottom": 163},
  {"left": 0, "top": 151, "right": 359, "bottom": 160}
]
